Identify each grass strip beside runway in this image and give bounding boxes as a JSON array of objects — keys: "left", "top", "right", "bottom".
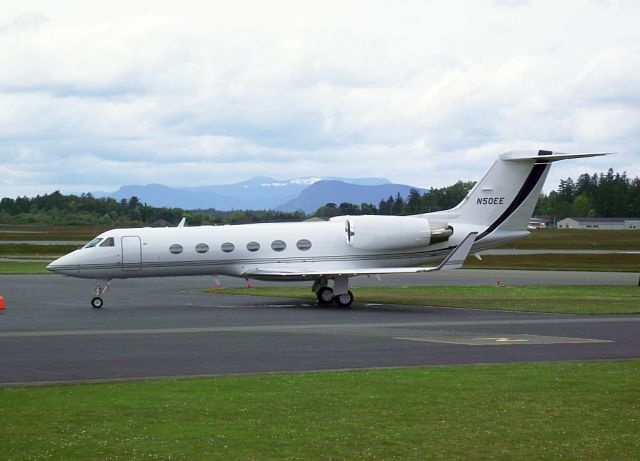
[
  {"left": 1, "top": 361, "right": 639, "bottom": 460},
  {"left": 466, "top": 253, "right": 640, "bottom": 272},
  {"left": 502, "top": 229, "right": 640, "bottom": 250},
  {"left": 208, "top": 285, "right": 640, "bottom": 314},
  {"left": 0, "top": 260, "right": 51, "bottom": 274},
  {"left": 0, "top": 243, "right": 76, "bottom": 257}
]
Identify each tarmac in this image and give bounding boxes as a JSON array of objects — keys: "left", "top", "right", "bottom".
[{"left": 1, "top": 270, "right": 639, "bottom": 386}]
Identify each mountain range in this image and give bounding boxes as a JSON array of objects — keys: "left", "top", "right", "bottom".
[{"left": 95, "top": 176, "right": 427, "bottom": 213}]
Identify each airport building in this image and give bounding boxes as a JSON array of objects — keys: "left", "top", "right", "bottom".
[
  {"left": 527, "top": 217, "right": 548, "bottom": 229},
  {"left": 557, "top": 217, "right": 640, "bottom": 230}
]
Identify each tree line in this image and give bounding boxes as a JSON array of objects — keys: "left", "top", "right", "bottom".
[
  {"left": 314, "top": 181, "right": 476, "bottom": 218},
  {"left": 534, "top": 169, "right": 640, "bottom": 220},
  {"left": 0, "top": 181, "right": 477, "bottom": 226},
  {"left": 0, "top": 169, "right": 637, "bottom": 226},
  {"left": 0, "top": 191, "right": 305, "bottom": 226}
]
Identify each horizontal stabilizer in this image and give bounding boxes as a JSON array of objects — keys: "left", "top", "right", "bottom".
[{"left": 500, "top": 151, "right": 613, "bottom": 162}]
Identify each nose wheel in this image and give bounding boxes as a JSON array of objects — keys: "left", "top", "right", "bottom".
[
  {"left": 91, "top": 279, "right": 111, "bottom": 308},
  {"left": 91, "top": 297, "right": 104, "bottom": 309}
]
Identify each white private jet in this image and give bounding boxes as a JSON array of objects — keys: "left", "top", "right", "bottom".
[{"left": 47, "top": 150, "right": 609, "bottom": 308}]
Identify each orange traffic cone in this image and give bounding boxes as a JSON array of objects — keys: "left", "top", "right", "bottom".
[{"left": 0, "top": 293, "right": 5, "bottom": 310}]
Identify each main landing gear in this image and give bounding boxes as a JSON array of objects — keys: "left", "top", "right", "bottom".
[
  {"left": 313, "top": 276, "right": 354, "bottom": 307},
  {"left": 91, "top": 279, "right": 111, "bottom": 308}
]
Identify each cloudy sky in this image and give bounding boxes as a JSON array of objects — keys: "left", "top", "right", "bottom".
[{"left": 1, "top": 0, "right": 639, "bottom": 198}]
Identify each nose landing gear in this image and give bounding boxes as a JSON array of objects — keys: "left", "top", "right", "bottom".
[
  {"left": 91, "top": 297, "right": 104, "bottom": 309},
  {"left": 91, "top": 279, "right": 112, "bottom": 308}
]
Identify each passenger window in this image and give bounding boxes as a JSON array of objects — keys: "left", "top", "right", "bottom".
[
  {"left": 169, "top": 244, "right": 183, "bottom": 254},
  {"left": 271, "top": 240, "right": 286, "bottom": 252},
  {"left": 246, "top": 241, "right": 260, "bottom": 252},
  {"left": 221, "top": 242, "right": 235, "bottom": 253},
  {"left": 195, "top": 243, "right": 209, "bottom": 253},
  {"left": 296, "top": 239, "right": 312, "bottom": 251},
  {"left": 100, "top": 237, "right": 115, "bottom": 247}
]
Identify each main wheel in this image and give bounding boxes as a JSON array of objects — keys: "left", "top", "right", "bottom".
[
  {"left": 91, "top": 297, "right": 104, "bottom": 309},
  {"left": 334, "top": 290, "right": 354, "bottom": 307},
  {"left": 316, "top": 287, "right": 334, "bottom": 304}
]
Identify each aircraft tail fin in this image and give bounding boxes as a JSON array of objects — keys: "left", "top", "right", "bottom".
[{"left": 445, "top": 150, "right": 611, "bottom": 239}]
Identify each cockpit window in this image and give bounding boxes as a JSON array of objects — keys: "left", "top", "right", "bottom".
[
  {"left": 99, "top": 237, "right": 115, "bottom": 247},
  {"left": 84, "top": 238, "right": 103, "bottom": 248}
]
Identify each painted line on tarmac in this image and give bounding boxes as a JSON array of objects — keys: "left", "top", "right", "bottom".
[{"left": 1, "top": 316, "right": 640, "bottom": 338}]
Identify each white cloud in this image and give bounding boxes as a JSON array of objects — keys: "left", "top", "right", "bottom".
[{"left": 0, "top": 0, "right": 639, "bottom": 199}]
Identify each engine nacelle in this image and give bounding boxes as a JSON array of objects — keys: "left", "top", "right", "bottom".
[{"left": 334, "top": 215, "right": 453, "bottom": 250}]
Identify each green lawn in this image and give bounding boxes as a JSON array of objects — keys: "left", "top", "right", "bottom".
[
  {"left": 207, "top": 285, "right": 640, "bottom": 314},
  {"left": 465, "top": 253, "right": 640, "bottom": 272},
  {"left": 0, "top": 225, "right": 109, "bottom": 242},
  {"left": 0, "top": 243, "right": 76, "bottom": 257},
  {"left": 0, "top": 260, "right": 51, "bottom": 274},
  {"left": 499, "top": 228, "right": 640, "bottom": 250},
  {"left": 1, "top": 361, "right": 639, "bottom": 460}
]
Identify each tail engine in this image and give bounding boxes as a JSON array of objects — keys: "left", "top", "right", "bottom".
[{"left": 334, "top": 215, "right": 453, "bottom": 251}]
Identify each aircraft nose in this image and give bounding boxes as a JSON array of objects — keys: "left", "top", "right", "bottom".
[
  {"left": 46, "top": 253, "right": 77, "bottom": 275},
  {"left": 47, "top": 259, "right": 61, "bottom": 273}
]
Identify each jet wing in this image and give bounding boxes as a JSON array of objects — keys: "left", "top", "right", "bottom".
[{"left": 242, "top": 232, "right": 477, "bottom": 279}]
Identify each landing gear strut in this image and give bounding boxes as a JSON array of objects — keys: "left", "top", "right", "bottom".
[
  {"left": 312, "top": 276, "right": 354, "bottom": 307},
  {"left": 91, "top": 279, "right": 111, "bottom": 308}
]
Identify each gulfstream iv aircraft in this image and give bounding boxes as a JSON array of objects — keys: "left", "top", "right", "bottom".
[{"left": 48, "top": 150, "right": 608, "bottom": 308}]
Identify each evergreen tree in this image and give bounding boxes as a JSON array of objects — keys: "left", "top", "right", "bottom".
[{"left": 392, "top": 193, "right": 404, "bottom": 215}]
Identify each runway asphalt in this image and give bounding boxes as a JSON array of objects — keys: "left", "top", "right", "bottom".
[{"left": 1, "top": 270, "right": 639, "bottom": 385}]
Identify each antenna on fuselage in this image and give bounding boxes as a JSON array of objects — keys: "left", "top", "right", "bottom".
[{"left": 177, "top": 217, "right": 186, "bottom": 228}]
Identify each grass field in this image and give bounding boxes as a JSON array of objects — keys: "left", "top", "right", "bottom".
[
  {"left": 1, "top": 361, "right": 639, "bottom": 460},
  {"left": 206, "top": 285, "right": 640, "bottom": 314},
  {"left": 465, "top": 253, "right": 640, "bottom": 272},
  {"left": 498, "top": 228, "right": 640, "bottom": 250},
  {"left": 0, "top": 225, "right": 108, "bottom": 242},
  {"left": 0, "top": 243, "right": 77, "bottom": 257},
  {"left": 0, "top": 260, "right": 51, "bottom": 274}
]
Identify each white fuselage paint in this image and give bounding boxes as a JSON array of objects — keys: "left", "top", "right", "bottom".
[{"left": 47, "top": 219, "right": 518, "bottom": 281}]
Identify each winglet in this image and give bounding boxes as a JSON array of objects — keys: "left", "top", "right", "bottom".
[
  {"left": 435, "top": 232, "right": 477, "bottom": 271},
  {"left": 177, "top": 217, "right": 186, "bottom": 228}
]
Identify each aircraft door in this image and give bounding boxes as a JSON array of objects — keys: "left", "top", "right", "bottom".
[{"left": 121, "top": 236, "right": 142, "bottom": 271}]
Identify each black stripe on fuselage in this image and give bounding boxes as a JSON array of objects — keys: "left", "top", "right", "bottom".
[{"left": 475, "top": 152, "right": 551, "bottom": 241}]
